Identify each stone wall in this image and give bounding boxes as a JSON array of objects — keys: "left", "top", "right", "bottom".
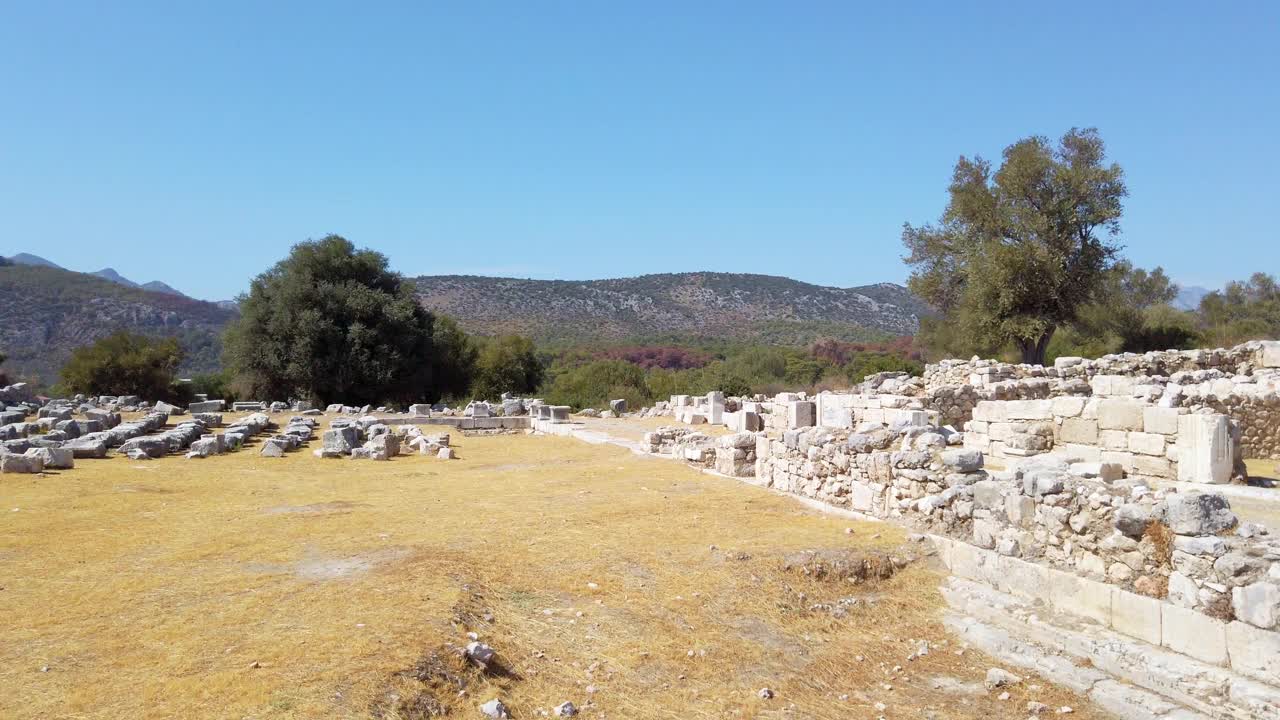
[{"left": 745, "top": 422, "right": 1280, "bottom": 676}]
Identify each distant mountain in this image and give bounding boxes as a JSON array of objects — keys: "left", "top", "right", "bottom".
[
  {"left": 141, "top": 280, "right": 186, "bottom": 297},
  {"left": 409, "top": 272, "right": 930, "bottom": 343},
  {"left": 4, "top": 253, "right": 191, "bottom": 298},
  {"left": 92, "top": 267, "right": 139, "bottom": 287},
  {"left": 9, "top": 253, "right": 63, "bottom": 269},
  {"left": 0, "top": 264, "right": 234, "bottom": 384},
  {"left": 1174, "top": 285, "right": 1212, "bottom": 311}
]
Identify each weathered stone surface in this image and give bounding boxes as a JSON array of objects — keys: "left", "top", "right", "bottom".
[
  {"left": 1226, "top": 620, "right": 1280, "bottom": 685},
  {"left": 1163, "top": 492, "right": 1237, "bottom": 536},
  {"left": 188, "top": 400, "right": 225, "bottom": 413},
  {"left": 1161, "top": 603, "right": 1228, "bottom": 666},
  {"left": 118, "top": 436, "right": 167, "bottom": 459},
  {"left": 1177, "top": 414, "right": 1232, "bottom": 485},
  {"left": 1, "top": 452, "right": 44, "bottom": 473},
  {"left": 942, "top": 449, "right": 983, "bottom": 472},
  {"left": 1059, "top": 417, "right": 1098, "bottom": 445},
  {"left": 322, "top": 427, "right": 359, "bottom": 453},
  {"left": 1097, "top": 400, "right": 1145, "bottom": 431},
  {"left": 25, "top": 447, "right": 73, "bottom": 469},
  {"left": 1232, "top": 582, "right": 1280, "bottom": 629}
]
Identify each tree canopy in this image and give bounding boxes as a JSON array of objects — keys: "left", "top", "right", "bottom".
[
  {"left": 1198, "top": 273, "right": 1280, "bottom": 347},
  {"left": 222, "top": 235, "right": 443, "bottom": 406},
  {"left": 60, "top": 331, "right": 184, "bottom": 399},
  {"left": 470, "top": 335, "right": 544, "bottom": 401},
  {"left": 904, "top": 128, "right": 1127, "bottom": 364}
]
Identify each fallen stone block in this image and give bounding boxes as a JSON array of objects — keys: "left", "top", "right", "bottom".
[
  {"left": 1, "top": 452, "right": 44, "bottom": 473},
  {"left": 1163, "top": 491, "right": 1236, "bottom": 535},
  {"left": 25, "top": 447, "right": 73, "bottom": 469}
]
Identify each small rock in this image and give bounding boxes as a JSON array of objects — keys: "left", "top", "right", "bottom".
[
  {"left": 758, "top": 688, "right": 774, "bottom": 700},
  {"left": 466, "top": 641, "right": 496, "bottom": 668},
  {"left": 479, "top": 699, "right": 510, "bottom": 718},
  {"left": 985, "top": 668, "right": 1021, "bottom": 689},
  {"left": 554, "top": 701, "right": 578, "bottom": 716},
  {"left": 998, "top": 691, "right": 1010, "bottom": 701}
]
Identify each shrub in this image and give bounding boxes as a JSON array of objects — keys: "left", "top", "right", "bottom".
[
  {"left": 543, "top": 360, "right": 648, "bottom": 410},
  {"left": 60, "top": 332, "right": 184, "bottom": 400},
  {"left": 471, "top": 335, "right": 543, "bottom": 400}
]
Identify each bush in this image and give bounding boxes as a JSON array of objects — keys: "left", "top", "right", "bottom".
[
  {"left": 844, "top": 352, "right": 923, "bottom": 384},
  {"left": 60, "top": 332, "right": 184, "bottom": 400},
  {"left": 188, "top": 371, "right": 239, "bottom": 404},
  {"left": 471, "top": 335, "right": 543, "bottom": 400},
  {"left": 543, "top": 360, "right": 648, "bottom": 410}
]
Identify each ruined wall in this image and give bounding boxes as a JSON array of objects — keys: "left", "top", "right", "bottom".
[{"left": 745, "top": 423, "right": 1280, "bottom": 685}]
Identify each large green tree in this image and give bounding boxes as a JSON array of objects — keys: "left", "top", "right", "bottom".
[
  {"left": 903, "top": 128, "right": 1127, "bottom": 364},
  {"left": 1198, "top": 273, "right": 1280, "bottom": 347},
  {"left": 222, "top": 235, "right": 446, "bottom": 405},
  {"left": 60, "top": 331, "right": 184, "bottom": 399},
  {"left": 470, "top": 335, "right": 544, "bottom": 400}
]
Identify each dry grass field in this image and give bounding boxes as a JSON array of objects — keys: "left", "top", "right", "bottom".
[{"left": 0, "top": 421, "right": 1108, "bottom": 719}]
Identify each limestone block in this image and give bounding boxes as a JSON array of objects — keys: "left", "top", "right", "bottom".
[
  {"left": 1259, "top": 341, "right": 1280, "bottom": 368},
  {"left": 787, "top": 401, "right": 815, "bottom": 429},
  {"left": 25, "top": 446, "right": 73, "bottom": 469},
  {"left": 1226, "top": 620, "right": 1280, "bottom": 684},
  {"left": 1143, "top": 407, "right": 1180, "bottom": 436},
  {"left": 1100, "top": 429, "right": 1128, "bottom": 450},
  {"left": 1101, "top": 450, "right": 1135, "bottom": 471},
  {"left": 1127, "top": 432, "right": 1166, "bottom": 456},
  {"left": 1, "top": 452, "right": 44, "bottom": 473},
  {"left": 1097, "top": 400, "right": 1145, "bottom": 431},
  {"left": 1059, "top": 443, "right": 1103, "bottom": 463},
  {"left": 1232, "top": 581, "right": 1280, "bottom": 629},
  {"left": 1049, "top": 569, "right": 1112, "bottom": 626},
  {"left": 972, "top": 401, "right": 1006, "bottom": 423},
  {"left": 1164, "top": 491, "right": 1236, "bottom": 535},
  {"left": 1177, "top": 414, "right": 1232, "bottom": 485},
  {"left": 1059, "top": 417, "right": 1098, "bottom": 445},
  {"left": 1161, "top": 603, "right": 1229, "bottom": 666},
  {"left": 1051, "top": 395, "right": 1086, "bottom": 418},
  {"left": 1130, "top": 454, "right": 1173, "bottom": 478},
  {"left": 1111, "top": 588, "right": 1162, "bottom": 645},
  {"left": 1091, "top": 374, "right": 1135, "bottom": 398},
  {"left": 996, "top": 555, "right": 1052, "bottom": 604},
  {"left": 1004, "top": 400, "right": 1052, "bottom": 421}
]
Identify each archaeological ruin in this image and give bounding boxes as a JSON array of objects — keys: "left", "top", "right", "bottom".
[{"left": 2, "top": 340, "right": 1279, "bottom": 719}]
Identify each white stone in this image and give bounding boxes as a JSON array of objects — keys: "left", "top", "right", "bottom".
[
  {"left": 1231, "top": 582, "right": 1280, "bottom": 629},
  {"left": 1110, "top": 589, "right": 1161, "bottom": 645},
  {"left": 1127, "top": 432, "right": 1165, "bottom": 456},
  {"left": 1226, "top": 620, "right": 1280, "bottom": 684},
  {"left": 1160, "top": 603, "right": 1229, "bottom": 666},
  {"left": 1176, "top": 414, "right": 1232, "bottom": 485},
  {"left": 1142, "top": 407, "right": 1180, "bottom": 436},
  {"left": 1097, "top": 400, "right": 1145, "bottom": 431}
]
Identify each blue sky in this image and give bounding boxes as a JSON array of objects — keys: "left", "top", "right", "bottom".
[{"left": 1, "top": 2, "right": 1277, "bottom": 301}]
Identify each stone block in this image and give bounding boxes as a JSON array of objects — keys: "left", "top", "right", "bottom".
[
  {"left": 1143, "top": 406, "right": 1180, "bottom": 436},
  {"left": 1059, "top": 417, "right": 1098, "bottom": 444},
  {"left": 1164, "top": 491, "right": 1236, "bottom": 535},
  {"left": 1004, "top": 399, "right": 1052, "bottom": 420},
  {"left": 1258, "top": 341, "right": 1280, "bottom": 368},
  {"left": 1232, "top": 581, "right": 1280, "bottom": 630},
  {"left": 1, "top": 452, "right": 44, "bottom": 473},
  {"left": 1099, "top": 429, "right": 1128, "bottom": 450},
  {"left": 1177, "top": 414, "right": 1232, "bottom": 485},
  {"left": 1049, "top": 569, "right": 1112, "bottom": 626},
  {"left": 1131, "top": 454, "right": 1173, "bottom": 478},
  {"left": 1226, "top": 620, "right": 1280, "bottom": 684},
  {"left": 787, "top": 401, "right": 815, "bottom": 429},
  {"left": 996, "top": 555, "right": 1051, "bottom": 603},
  {"left": 188, "top": 400, "right": 225, "bottom": 413},
  {"left": 1059, "top": 443, "right": 1103, "bottom": 463},
  {"left": 1161, "top": 603, "right": 1228, "bottom": 666},
  {"left": 25, "top": 447, "right": 73, "bottom": 469},
  {"left": 1097, "top": 400, "right": 1145, "bottom": 431},
  {"left": 1127, "top": 432, "right": 1166, "bottom": 456},
  {"left": 1110, "top": 588, "right": 1161, "bottom": 645},
  {"left": 1101, "top": 450, "right": 1135, "bottom": 471},
  {"left": 1051, "top": 395, "right": 1086, "bottom": 417},
  {"left": 971, "top": 401, "right": 1006, "bottom": 423}
]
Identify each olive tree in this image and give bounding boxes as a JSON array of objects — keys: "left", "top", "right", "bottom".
[{"left": 903, "top": 128, "right": 1127, "bottom": 364}]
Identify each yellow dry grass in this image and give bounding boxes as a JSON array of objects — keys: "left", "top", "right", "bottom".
[{"left": 0, "top": 425, "right": 1108, "bottom": 719}]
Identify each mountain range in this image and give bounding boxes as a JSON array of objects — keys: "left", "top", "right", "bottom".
[
  {"left": 6, "top": 253, "right": 190, "bottom": 298},
  {"left": 409, "top": 272, "right": 929, "bottom": 343}
]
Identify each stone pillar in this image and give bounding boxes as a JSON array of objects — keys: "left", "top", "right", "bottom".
[
  {"left": 1177, "top": 414, "right": 1232, "bottom": 485},
  {"left": 787, "top": 401, "right": 816, "bottom": 429},
  {"left": 549, "top": 406, "right": 571, "bottom": 424},
  {"left": 706, "top": 391, "right": 725, "bottom": 425}
]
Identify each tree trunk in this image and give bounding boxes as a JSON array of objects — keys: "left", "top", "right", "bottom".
[{"left": 1017, "top": 329, "right": 1055, "bottom": 366}]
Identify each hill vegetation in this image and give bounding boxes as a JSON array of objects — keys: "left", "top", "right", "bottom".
[
  {"left": 410, "top": 272, "right": 930, "bottom": 342},
  {"left": 0, "top": 265, "right": 234, "bottom": 385}
]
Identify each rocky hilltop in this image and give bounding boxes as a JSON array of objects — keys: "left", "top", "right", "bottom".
[
  {"left": 0, "top": 265, "right": 235, "bottom": 384},
  {"left": 410, "top": 272, "right": 929, "bottom": 342}
]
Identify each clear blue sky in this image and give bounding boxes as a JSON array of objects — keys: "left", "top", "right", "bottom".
[{"left": 2, "top": 1, "right": 1277, "bottom": 301}]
